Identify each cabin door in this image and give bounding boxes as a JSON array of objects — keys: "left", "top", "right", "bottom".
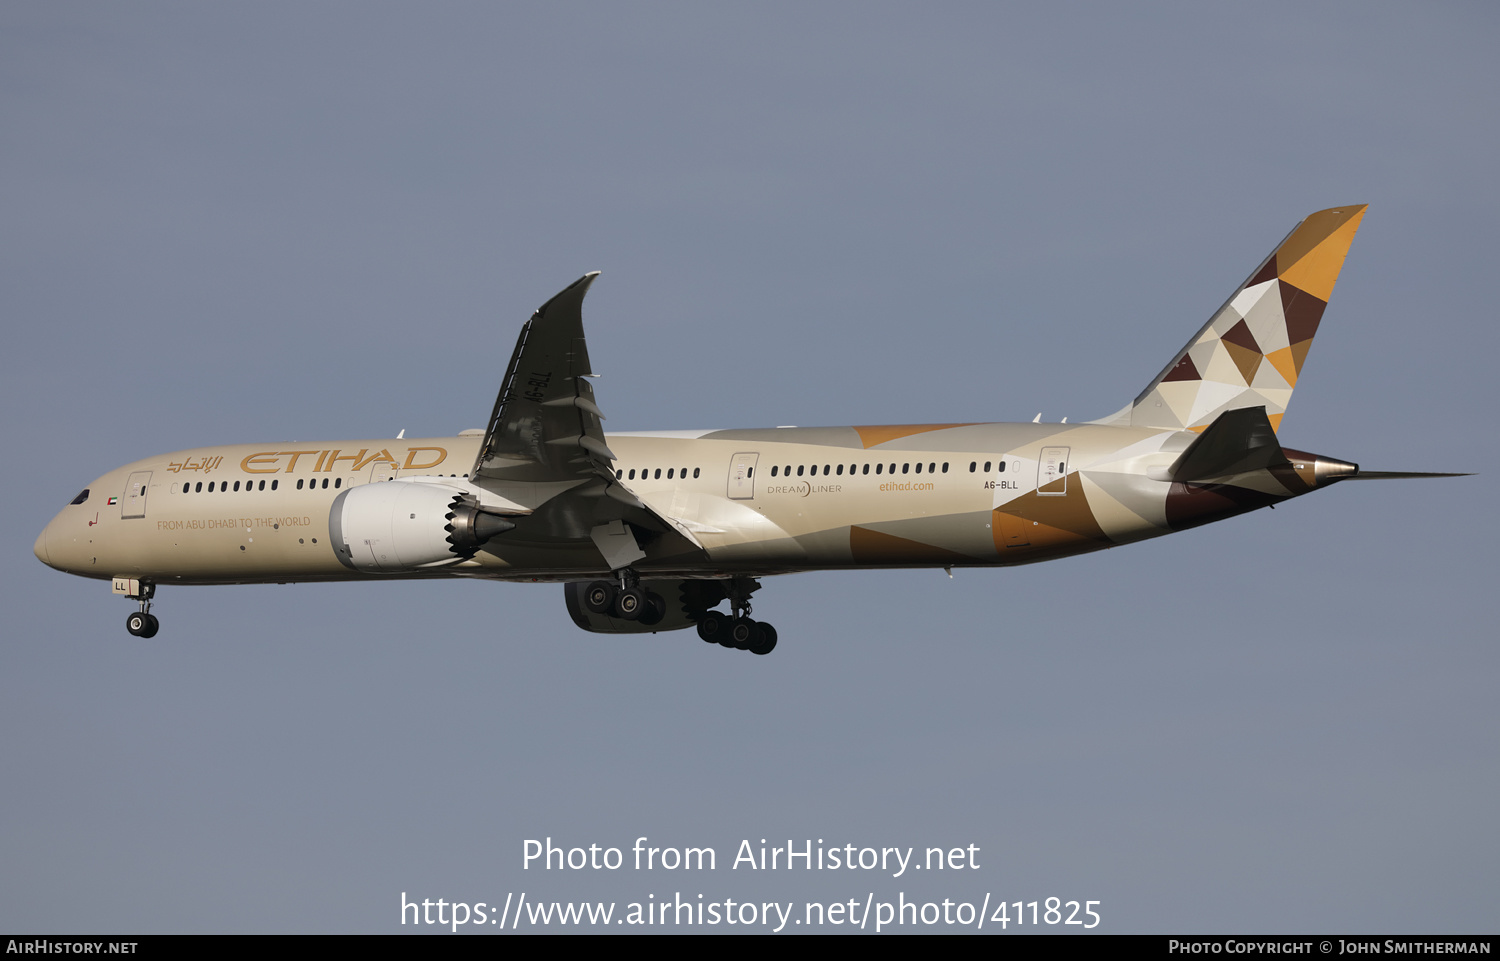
[
  {"left": 1038, "top": 447, "right": 1070, "bottom": 495},
  {"left": 121, "top": 471, "right": 151, "bottom": 519},
  {"left": 727, "top": 452, "right": 760, "bottom": 500}
]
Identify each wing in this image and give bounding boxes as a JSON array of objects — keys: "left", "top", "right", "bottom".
[
  {"left": 473, "top": 272, "right": 613, "bottom": 484},
  {"left": 470, "top": 274, "right": 705, "bottom": 567}
]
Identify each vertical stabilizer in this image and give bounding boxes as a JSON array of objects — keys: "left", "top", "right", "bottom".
[{"left": 1121, "top": 205, "right": 1366, "bottom": 433}]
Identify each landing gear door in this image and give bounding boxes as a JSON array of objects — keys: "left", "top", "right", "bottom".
[
  {"left": 727, "top": 452, "right": 759, "bottom": 500},
  {"left": 1038, "top": 447, "right": 1070, "bottom": 495},
  {"left": 122, "top": 471, "right": 151, "bottom": 519}
]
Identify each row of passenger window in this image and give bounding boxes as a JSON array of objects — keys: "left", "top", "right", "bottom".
[
  {"left": 771, "top": 459, "right": 1010, "bottom": 477},
  {"left": 615, "top": 467, "right": 702, "bottom": 481},
  {"left": 612, "top": 459, "right": 1012, "bottom": 482},
  {"left": 179, "top": 477, "right": 343, "bottom": 493},
  {"left": 774, "top": 461, "right": 950, "bottom": 477}
]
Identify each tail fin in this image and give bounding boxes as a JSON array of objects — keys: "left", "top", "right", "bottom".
[{"left": 1112, "top": 205, "right": 1367, "bottom": 434}]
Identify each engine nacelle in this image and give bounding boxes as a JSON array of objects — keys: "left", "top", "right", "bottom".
[
  {"left": 563, "top": 579, "right": 716, "bottom": 634},
  {"left": 330, "top": 479, "right": 515, "bottom": 573}
]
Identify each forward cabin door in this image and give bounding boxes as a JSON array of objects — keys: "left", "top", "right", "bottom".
[
  {"left": 121, "top": 471, "right": 151, "bottom": 519},
  {"left": 727, "top": 452, "right": 759, "bottom": 500}
]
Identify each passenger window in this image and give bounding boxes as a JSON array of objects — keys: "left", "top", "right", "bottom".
[
  {"left": 271, "top": 480, "right": 278, "bottom": 490},
  {"left": 747, "top": 467, "right": 753, "bottom": 477},
  {"left": 334, "top": 477, "right": 342, "bottom": 489},
  {"left": 297, "top": 479, "right": 304, "bottom": 490},
  {"left": 822, "top": 465, "right": 829, "bottom": 475},
  {"left": 797, "top": 466, "right": 804, "bottom": 476},
  {"left": 942, "top": 463, "right": 949, "bottom": 473},
  {"left": 875, "top": 464, "right": 882, "bottom": 475},
  {"left": 984, "top": 461, "right": 992, "bottom": 472},
  {"left": 915, "top": 463, "right": 922, "bottom": 474},
  {"left": 258, "top": 480, "right": 265, "bottom": 491},
  {"left": 902, "top": 464, "right": 909, "bottom": 474},
  {"left": 615, "top": 470, "right": 623, "bottom": 479},
  {"left": 999, "top": 461, "right": 1007, "bottom": 473},
  {"left": 667, "top": 468, "right": 674, "bottom": 479},
  {"left": 195, "top": 482, "right": 203, "bottom": 493},
  {"left": 321, "top": 478, "right": 329, "bottom": 489},
  {"left": 836, "top": 464, "right": 843, "bottom": 475},
  {"left": 654, "top": 468, "right": 661, "bottom": 479},
  {"left": 862, "top": 464, "right": 869, "bottom": 475},
  {"left": 771, "top": 466, "right": 778, "bottom": 477},
  {"left": 629, "top": 469, "right": 636, "bottom": 480},
  {"left": 929, "top": 463, "right": 936, "bottom": 473},
  {"left": 693, "top": 468, "right": 700, "bottom": 478},
  {"left": 233, "top": 481, "right": 241, "bottom": 492}
]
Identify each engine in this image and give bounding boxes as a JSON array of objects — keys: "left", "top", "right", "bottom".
[{"left": 330, "top": 479, "right": 516, "bottom": 573}]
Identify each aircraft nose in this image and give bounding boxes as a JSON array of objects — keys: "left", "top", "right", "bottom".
[{"left": 34, "top": 523, "right": 53, "bottom": 568}]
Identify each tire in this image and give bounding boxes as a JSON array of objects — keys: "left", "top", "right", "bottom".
[
  {"left": 615, "top": 586, "right": 647, "bottom": 621},
  {"left": 730, "top": 617, "right": 755, "bottom": 650},
  {"left": 139, "top": 614, "right": 160, "bottom": 639},
  {"left": 638, "top": 592, "right": 666, "bottom": 627},
  {"left": 748, "top": 622, "right": 777, "bottom": 655},
  {"left": 583, "top": 581, "right": 616, "bottom": 614},
  {"left": 126, "top": 612, "right": 147, "bottom": 637},
  {"left": 696, "top": 611, "right": 729, "bottom": 643}
]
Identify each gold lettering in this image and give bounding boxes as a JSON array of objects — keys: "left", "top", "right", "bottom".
[
  {"left": 403, "top": 447, "right": 448, "bottom": 470},
  {"left": 325, "top": 449, "right": 365, "bottom": 471},
  {"left": 353, "top": 448, "right": 399, "bottom": 471},
  {"left": 280, "top": 450, "right": 321, "bottom": 472},
  {"left": 313, "top": 451, "right": 329, "bottom": 472},
  {"left": 241, "top": 452, "right": 281, "bottom": 474}
]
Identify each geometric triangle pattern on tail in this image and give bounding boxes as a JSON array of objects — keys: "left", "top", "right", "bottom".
[{"left": 1129, "top": 205, "right": 1366, "bottom": 434}]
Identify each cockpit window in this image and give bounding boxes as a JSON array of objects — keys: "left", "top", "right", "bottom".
[{"left": 70, "top": 489, "right": 90, "bottom": 506}]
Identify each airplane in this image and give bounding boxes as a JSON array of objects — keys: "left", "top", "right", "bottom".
[{"left": 34, "top": 205, "right": 1467, "bottom": 655}]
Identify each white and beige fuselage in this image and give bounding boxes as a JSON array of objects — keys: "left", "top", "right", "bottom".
[{"left": 34, "top": 420, "right": 1337, "bottom": 587}]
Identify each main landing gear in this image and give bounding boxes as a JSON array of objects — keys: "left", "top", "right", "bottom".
[
  {"left": 582, "top": 570, "right": 666, "bottom": 627},
  {"left": 123, "top": 582, "right": 159, "bottom": 638},
  {"left": 694, "top": 576, "right": 777, "bottom": 656},
  {"left": 583, "top": 572, "right": 779, "bottom": 655}
]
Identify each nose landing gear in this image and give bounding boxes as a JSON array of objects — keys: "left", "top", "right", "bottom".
[{"left": 116, "top": 579, "right": 159, "bottom": 638}]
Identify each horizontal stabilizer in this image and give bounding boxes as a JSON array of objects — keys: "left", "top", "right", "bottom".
[{"left": 1170, "top": 406, "right": 1288, "bottom": 482}]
